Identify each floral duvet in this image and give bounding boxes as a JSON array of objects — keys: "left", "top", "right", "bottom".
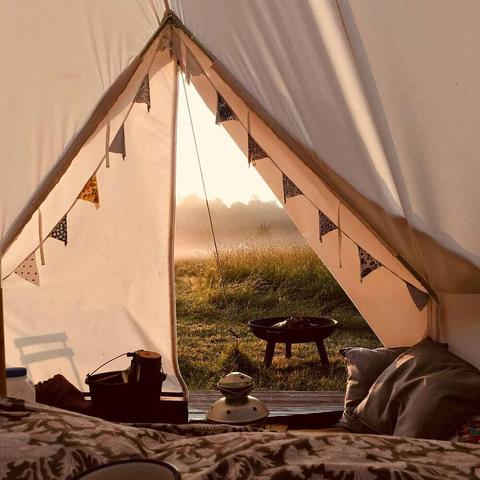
[{"left": 0, "top": 398, "right": 480, "bottom": 479}]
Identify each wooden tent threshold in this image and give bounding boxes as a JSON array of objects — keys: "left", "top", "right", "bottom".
[{"left": 189, "top": 390, "right": 344, "bottom": 429}]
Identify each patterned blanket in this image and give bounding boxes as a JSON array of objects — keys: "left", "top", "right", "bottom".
[{"left": 1, "top": 398, "right": 480, "bottom": 479}]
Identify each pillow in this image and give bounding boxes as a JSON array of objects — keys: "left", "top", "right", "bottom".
[
  {"left": 351, "top": 338, "right": 480, "bottom": 439},
  {"left": 340, "top": 346, "right": 407, "bottom": 414}
]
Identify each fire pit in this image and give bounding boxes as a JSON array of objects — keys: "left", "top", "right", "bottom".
[{"left": 248, "top": 317, "right": 337, "bottom": 368}]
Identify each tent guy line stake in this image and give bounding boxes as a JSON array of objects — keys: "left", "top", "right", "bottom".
[{"left": 180, "top": 70, "right": 224, "bottom": 282}]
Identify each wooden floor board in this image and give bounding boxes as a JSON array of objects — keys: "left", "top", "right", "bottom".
[{"left": 189, "top": 390, "right": 344, "bottom": 422}]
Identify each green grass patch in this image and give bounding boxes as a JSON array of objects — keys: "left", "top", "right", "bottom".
[{"left": 176, "top": 244, "right": 381, "bottom": 391}]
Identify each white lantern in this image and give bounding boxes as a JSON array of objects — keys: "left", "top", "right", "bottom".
[{"left": 207, "top": 372, "right": 269, "bottom": 424}]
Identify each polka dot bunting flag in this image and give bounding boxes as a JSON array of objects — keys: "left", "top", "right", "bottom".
[{"left": 14, "top": 253, "right": 40, "bottom": 286}]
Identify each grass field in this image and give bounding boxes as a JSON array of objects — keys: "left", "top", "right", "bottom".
[{"left": 175, "top": 244, "right": 381, "bottom": 391}]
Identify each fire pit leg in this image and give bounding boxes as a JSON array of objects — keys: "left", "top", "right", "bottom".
[
  {"left": 316, "top": 341, "right": 329, "bottom": 367},
  {"left": 264, "top": 341, "right": 276, "bottom": 367},
  {"left": 285, "top": 342, "right": 292, "bottom": 359}
]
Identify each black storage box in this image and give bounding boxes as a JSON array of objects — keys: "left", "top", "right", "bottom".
[{"left": 86, "top": 370, "right": 187, "bottom": 423}]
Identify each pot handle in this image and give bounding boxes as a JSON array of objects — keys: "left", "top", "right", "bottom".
[{"left": 86, "top": 352, "right": 133, "bottom": 378}]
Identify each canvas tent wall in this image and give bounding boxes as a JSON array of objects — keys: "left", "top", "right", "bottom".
[
  {"left": 1, "top": 1, "right": 480, "bottom": 394},
  {"left": 0, "top": 1, "right": 187, "bottom": 394}
]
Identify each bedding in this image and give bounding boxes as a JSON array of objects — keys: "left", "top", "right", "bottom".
[
  {"left": 340, "top": 347, "right": 407, "bottom": 414},
  {"left": 1, "top": 398, "right": 480, "bottom": 479},
  {"left": 352, "top": 338, "right": 480, "bottom": 439}
]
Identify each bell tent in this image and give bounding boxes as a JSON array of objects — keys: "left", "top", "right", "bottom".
[{"left": 0, "top": 1, "right": 479, "bottom": 398}]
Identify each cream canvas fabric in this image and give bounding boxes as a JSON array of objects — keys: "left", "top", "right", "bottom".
[
  {"left": 1, "top": 1, "right": 480, "bottom": 389},
  {"left": 0, "top": 0, "right": 166, "bottom": 250},
  {"left": 0, "top": 20, "right": 185, "bottom": 393},
  {"left": 175, "top": 28, "right": 431, "bottom": 349},
  {"left": 170, "top": 0, "right": 480, "bottom": 365},
  {"left": 171, "top": 0, "right": 480, "bottom": 294},
  {"left": 5, "top": 51, "right": 182, "bottom": 393}
]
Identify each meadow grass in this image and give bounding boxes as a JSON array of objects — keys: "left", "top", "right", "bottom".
[{"left": 175, "top": 244, "right": 381, "bottom": 391}]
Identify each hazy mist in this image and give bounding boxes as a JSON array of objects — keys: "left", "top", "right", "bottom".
[{"left": 175, "top": 195, "right": 304, "bottom": 258}]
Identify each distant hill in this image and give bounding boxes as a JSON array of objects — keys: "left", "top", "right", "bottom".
[{"left": 175, "top": 195, "right": 304, "bottom": 258}]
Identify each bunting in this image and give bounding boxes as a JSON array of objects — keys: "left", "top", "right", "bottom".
[
  {"left": 134, "top": 74, "right": 151, "bottom": 112},
  {"left": 79, "top": 175, "right": 100, "bottom": 209},
  {"left": 358, "top": 246, "right": 382, "bottom": 281},
  {"left": 157, "top": 33, "right": 171, "bottom": 52},
  {"left": 406, "top": 283, "right": 430, "bottom": 311},
  {"left": 248, "top": 134, "right": 268, "bottom": 165},
  {"left": 318, "top": 210, "right": 337, "bottom": 242},
  {"left": 109, "top": 125, "right": 126, "bottom": 160},
  {"left": 186, "top": 48, "right": 203, "bottom": 80},
  {"left": 50, "top": 215, "right": 68, "bottom": 246},
  {"left": 282, "top": 174, "right": 303, "bottom": 203},
  {"left": 216, "top": 93, "right": 238, "bottom": 124},
  {"left": 14, "top": 254, "right": 40, "bottom": 286},
  {"left": 209, "top": 87, "right": 430, "bottom": 312}
]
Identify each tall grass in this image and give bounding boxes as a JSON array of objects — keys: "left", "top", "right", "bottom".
[{"left": 176, "top": 243, "right": 380, "bottom": 391}]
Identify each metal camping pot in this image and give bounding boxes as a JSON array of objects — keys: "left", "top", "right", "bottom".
[{"left": 85, "top": 350, "right": 167, "bottom": 422}]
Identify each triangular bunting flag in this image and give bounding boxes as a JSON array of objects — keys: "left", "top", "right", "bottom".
[
  {"left": 14, "top": 254, "right": 40, "bottom": 286},
  {"left": 282, "top": 174, "right": 303, "bottom": 203},
  {"left": 186, "top": 48, "right": 203, "bottom": 79},
  {"left": 318, "top": 210, "right": 337, "bottom": 241},
  {"left": 248, "top": 134, "right": 268, "bottom": 165},
  {"left": 109, "top": 124, "right": 126, "bottom": 160},
  {"left": 358, "top": 246, "right": 382, "bottom": 281},
  {"left": 157, "top": 33, "right": 171, "bottom": 52},
  {"left": 406, "top": 282, "right": 430, "bottom": 311},
  {"left": 79, "top": 175, "right": 100, "bottom": 209},
  {"left": 134, "top": 74, "right": 151, "bottom": 112},
  {"left": 216, "top": 93, "right": 238, "bottom": 124},
  {"left": 50, "top": 215, "right": 67, "bottom": 246}
]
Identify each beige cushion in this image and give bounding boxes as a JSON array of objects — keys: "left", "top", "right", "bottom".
[
  {"left": 340, "top": 347, "right": 406, "bottom": 415},
  {"left": 352, "top": 338, "right": 480, "bottom": 439}
]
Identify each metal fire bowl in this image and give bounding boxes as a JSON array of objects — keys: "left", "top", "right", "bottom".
[{"left": 248, "top": 317, "right": 337, "bottom": 344}]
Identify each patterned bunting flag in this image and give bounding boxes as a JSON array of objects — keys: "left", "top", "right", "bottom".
[
  {"left": 50, "top": 216, "right": 67, "bottom": 246},
  {"left": 248, "top": 134, "right": 268, "bottom": 165},
  {"left": 405, "top": 282, "right": 430, "bottom": 311},
  {"left": 282, "top": 174, "right": 303, "bottom": 203},
  {"left": 216, "top": 93, "right": 238, "bottom": 124},
  {"left": 318, "top": 210, "right": 337, "bottom": 242},
  {"left": 109, "top": 125, "right": 126, "bottom": 160},
  {"left": 358, "top": 246, "right": 382, "bottom": 281},
  {"left": 186, "top": 49, "right": 203, "bottom": 80},
  {"left": 157, "top": 33, "right": 171, "bottom": 52},
  {"left": 79, "top": 175, "right": 100, "bottom": 209},
  {"left": 14, "top": 254, "right": 40, "bottom": 286},
  {"left": 134, "top": 75, "right": 151, "bottom": 112}
]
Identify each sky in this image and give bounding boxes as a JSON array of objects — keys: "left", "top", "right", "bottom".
[{"left": 175, "top": 80, "right": 278, "bottom": 206}]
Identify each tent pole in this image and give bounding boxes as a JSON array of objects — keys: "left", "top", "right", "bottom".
[{"left": 0, "top": 287, "right": 6, "bottom": 397}]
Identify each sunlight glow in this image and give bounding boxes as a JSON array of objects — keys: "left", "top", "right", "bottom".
[{"left": 176, "top": 81, "right": 278, "bottom": 206}]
